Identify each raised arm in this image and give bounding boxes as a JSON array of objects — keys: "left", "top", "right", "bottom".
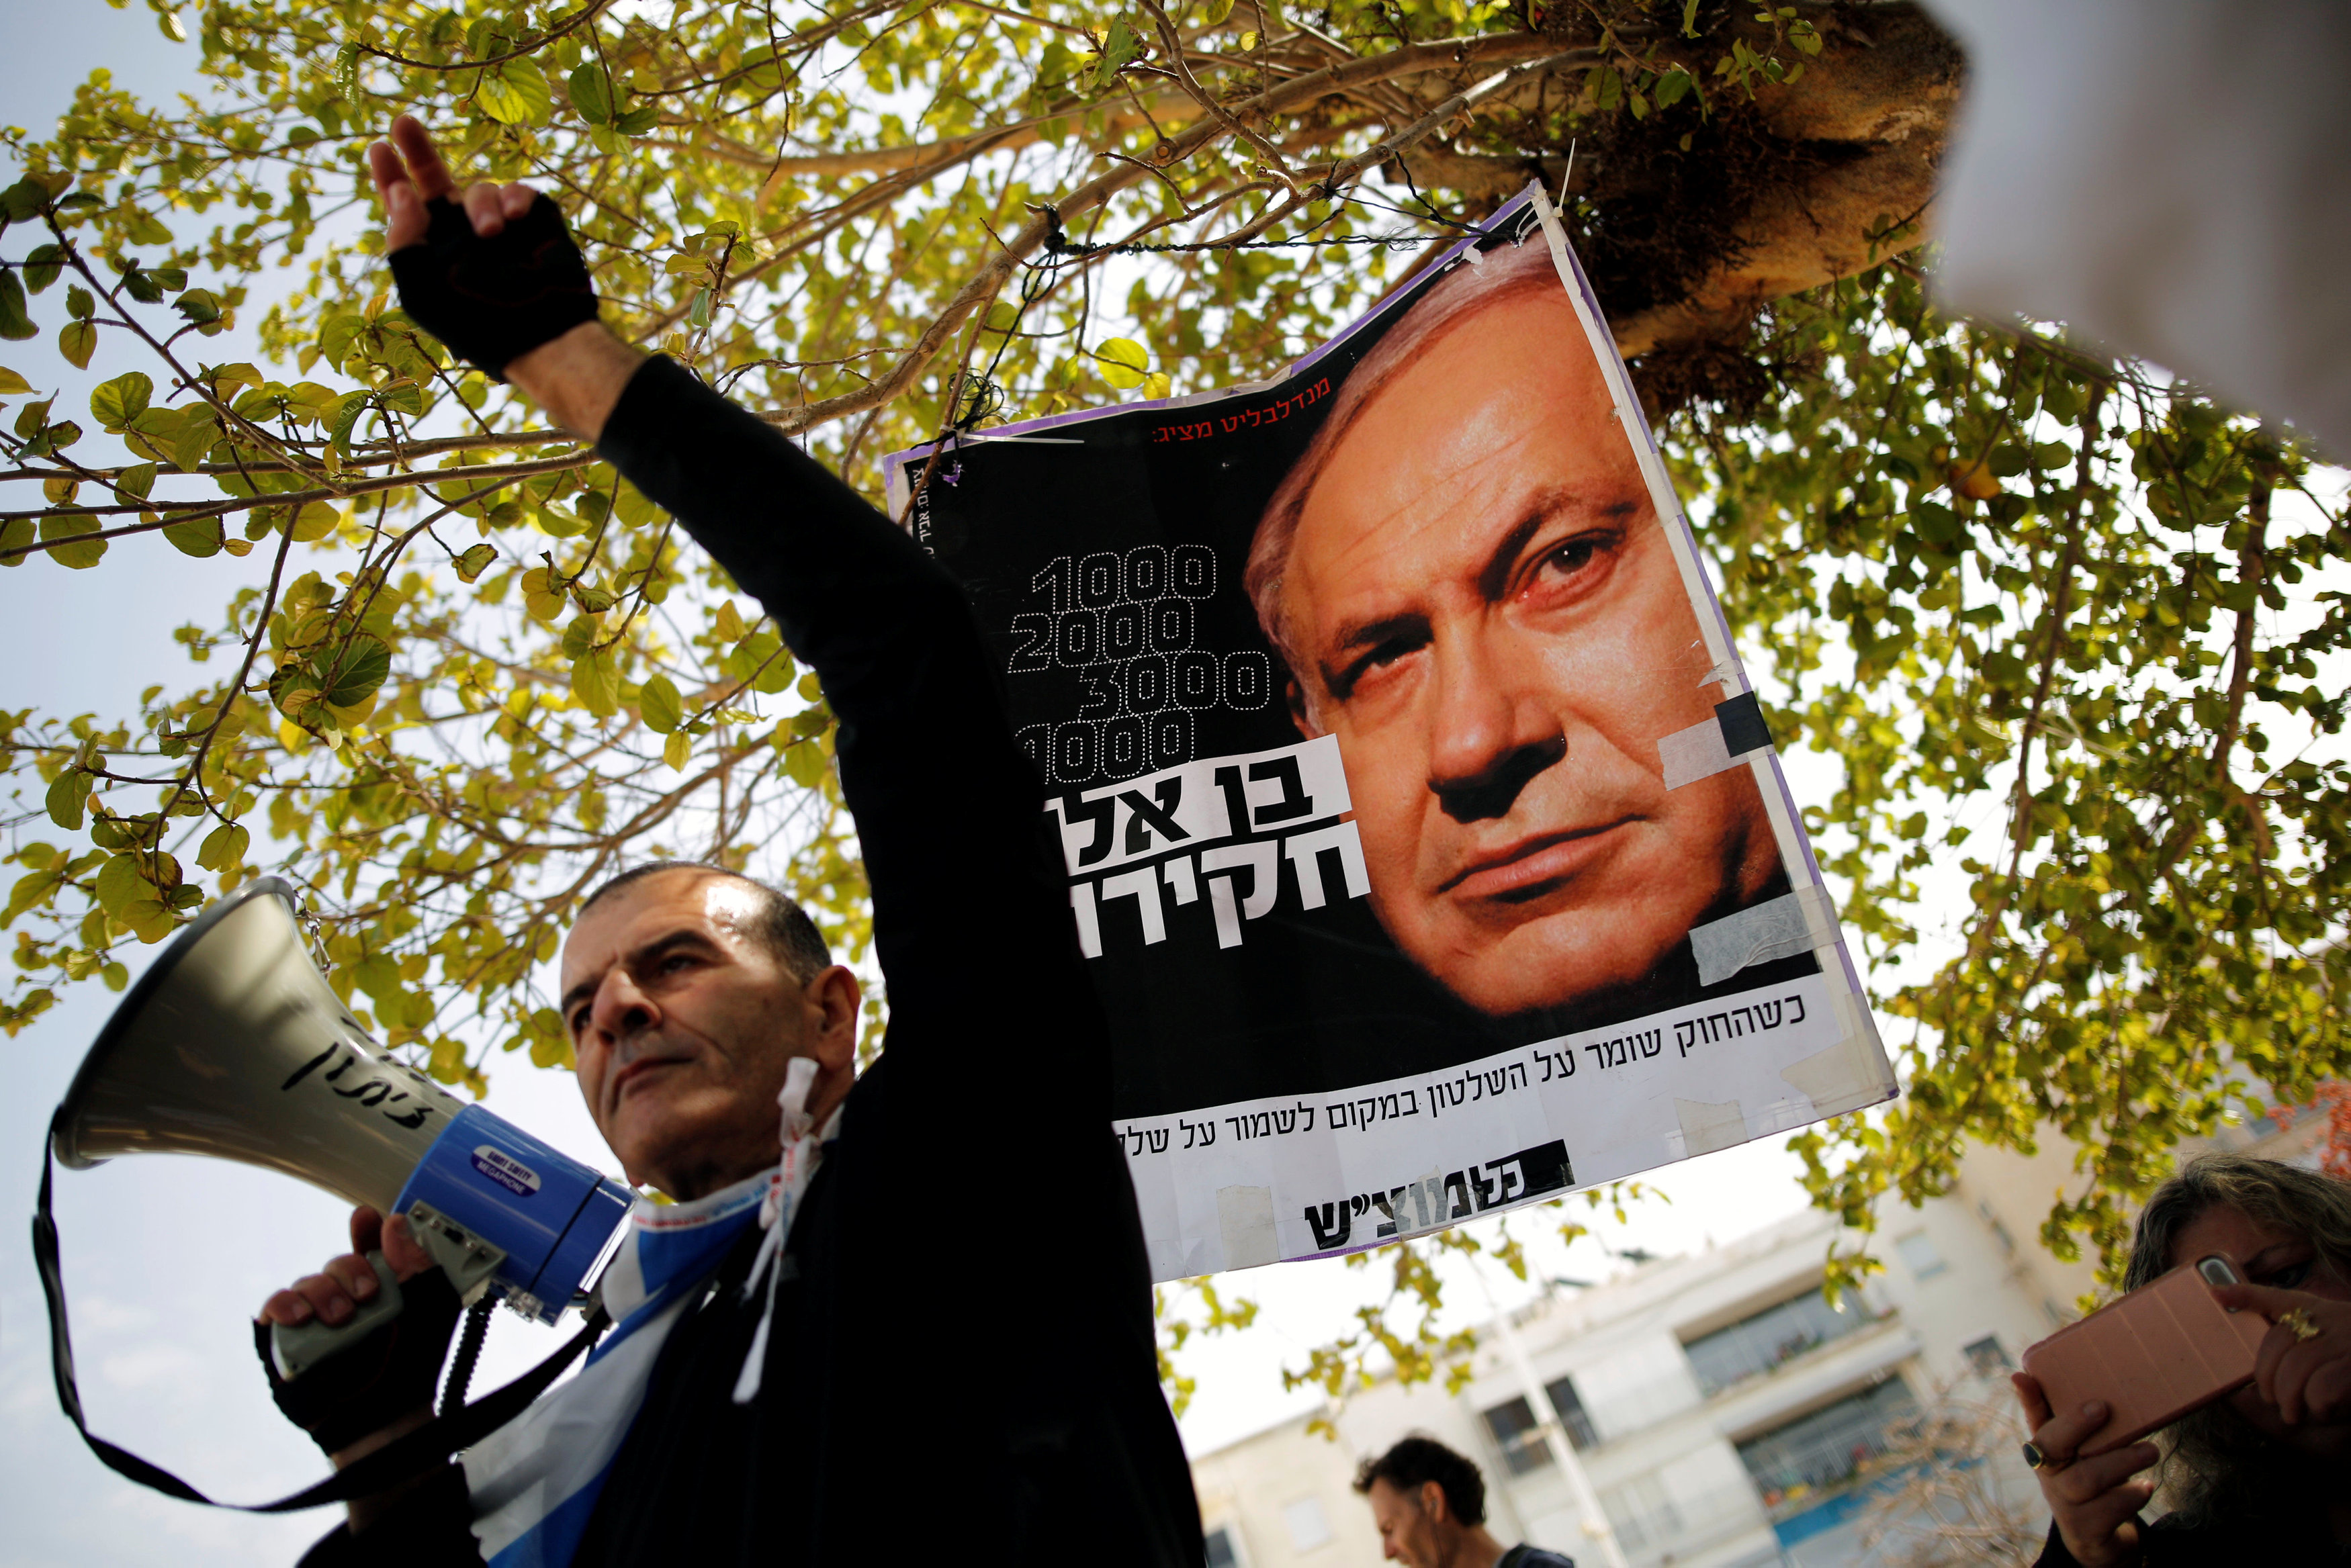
[{"left": 370, "top": 120, "right": 1105, "bottom": 1105}]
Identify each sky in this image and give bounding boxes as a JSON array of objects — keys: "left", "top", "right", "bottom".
[{"left": 0, "top": 9, "right": 1855, "bottom": 1565}]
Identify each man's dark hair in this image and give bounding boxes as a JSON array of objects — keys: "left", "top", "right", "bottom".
[
  {"left": 578, "top": 860, "right": 832, "bottom": 982},
  {"left": 1352, "top": 1436, "right": 1486, "bottom": 1526}
]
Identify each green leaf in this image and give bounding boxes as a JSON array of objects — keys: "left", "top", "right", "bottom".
[
  {"left": 615, "top": 104, "right": 662, "bottom": 136},
  {"left": 94, "top": 852, "right": 145, "bottom": 915},
  {"left": 116, "top": 461, "right": 158, "bottom": 500},
  {"left": 66, "top": 284, "right": 94, "bottom": 320},
  {"left": 21, "top": 244, "right": 64, "bottom": 293},
  {"left": 662, "top": 729, "right": 691, "bottom": 770},
  {"left": 0, "top": 365, "right": 30, "bottom": 394},
  {"left": 0, "top": 269, "right": 35, "bottom": 340},
  {"left": 170, "top": 408, "right": 220, "bottom": 471},
  {"left": 1199, "top": 0, "right": 1235, "bottom": 23},
  {"left": 157, "top": 8, "right": 187, "bottom": 42},
  {"left": 205, "top": 361, "right": 262, "bottom": 394},
  {"left": 0, "top": 178, "right": 45, "bottom": 222},
  {"left": 3, "top": 870, "right": 61, "bottom": 925},
  {"left": 335, "top": 42, "right": 361, "bottom": 101},
  {"left": 44, "top": 770, "right": 86, "bottom": 831},
  {"left": 175, "top": 288, "right": 223, "bottom": 327},
  {"left": 90, "top": 371, "right": 154, "bottom": 430},
  {"left": 268, "top": 663, "right": 325, "bottom": 723},
  {"left": 478, "top": 56, "right": 553, "bottom": 125},
  {"left": 290, "top": 500, "right": 341, "bottom": 541},
  {"left": 40, "top": 514, "right": 105, "bottom": 568},
  {"left": 453, "top": 543, "right": 498, "bottom": 582},
  {"left": 318, "top": 314, "right": 365, "bottom": 365},
  {"left": 57, "top": 320, "right": 97, "bottom": 369},
  {"left": 1090, "top": 18, "right": 1142, "bottom": 89},
  {"left": 1091, "top": 337, "right": 1149, "bottom": 390},
  {"left": 315, "top": 637, "right": 391, "bottom": 707},
  {"left": 568, "top": 63, "right": 613, "bottom": 125},
  {"left": 195, "top": 823, "right": 249, "bottom": 872},
  {"left": 328, "top": 390, "right": 371, "bottom": 453},
  {"left": 161, "top": 514, "right": 224, "bottom": 557},
  {"left": 782, "top": 738, "right": 826, "bottom": 788},
  {"left": 571, "top": 646, "right": 621, "bottom": 716},
  {"left": 0, "top": 516, "right": 30, "bottom": 566},
  {"left": 639, "top": 672, "right": 684, "bottom": 733}
]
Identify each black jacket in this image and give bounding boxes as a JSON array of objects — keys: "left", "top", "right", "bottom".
[
  {"left": 2034, "top": 1506, "right": 2349, "bottom": 1565},
  {"left": 304, "top": 356, "right": 1203, "bottom": 1567}
]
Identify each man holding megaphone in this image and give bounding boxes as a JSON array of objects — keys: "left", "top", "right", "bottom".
[{"left": 219, "top": 116, "right": 1201, "bottom": 1566}]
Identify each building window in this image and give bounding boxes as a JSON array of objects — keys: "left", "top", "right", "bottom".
[
  {"left": 1282, "top": 1497, "right": 1331, "bottom": 1553},
  {"left": 1544, "top": 1375, "right": 1602, "bottom": 1451},
  {"left": 1598, "top": 1472, "right": 1685, "bottom": 1552},
  {"left": 1963, "top": 1334, "right": 2012, "bottom": 1377},
  {"left": 1683, "top": 1288, "right": 1873, "bottom": 1397},
  {"left": 1734, "top": 1377, "right": 1919, "bottom": 1516},
  {"left": 1977, "top": 1200, "right": 2017, "bottom": 1256},
  {"left": 1895, "top": 1231, "right": 1949, "bottom": 1281},
  {"left": 1480, "top": 1395, "right": 1554, "bottom": 1475},
  {"left": 1204, "top": 1526, "right": 1241, "bottom": 1568}
]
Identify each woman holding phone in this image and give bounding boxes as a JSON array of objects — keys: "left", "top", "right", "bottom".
[{"left": 2014, "top": 1154, "right": 2351, "bottom": 1565}]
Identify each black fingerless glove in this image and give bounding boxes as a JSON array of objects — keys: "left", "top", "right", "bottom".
[
  {"left": 255, "top": 1266, "right": 463, "bottom": 1455},
  {"left": 386, "top": 193, "right": 601, "bottom": 380}
]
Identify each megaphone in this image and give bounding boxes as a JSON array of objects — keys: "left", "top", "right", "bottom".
[{"left": 52, "top": 876, "right": 631, "bottom": 1377}]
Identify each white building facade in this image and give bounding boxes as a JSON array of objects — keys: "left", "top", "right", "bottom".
[
  {"left": 1190, "top": 1164, "right": 2059, "bottom": 1568},
  {"left": 1191, "top": 1112, "right": 2339, "bottom": 1568}
]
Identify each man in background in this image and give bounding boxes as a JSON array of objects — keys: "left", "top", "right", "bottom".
[{"left": 1354, "top": 1435, "right": 1577, "bottom": 1568}]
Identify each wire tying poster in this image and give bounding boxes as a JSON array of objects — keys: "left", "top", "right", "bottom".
[{"left": 885, "top": 187, "right": 1896, "bottom": 1281}]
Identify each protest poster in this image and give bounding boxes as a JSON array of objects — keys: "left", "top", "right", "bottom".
[{"left": 883, "top": 186, "right": 1896, "bottom": 1282}]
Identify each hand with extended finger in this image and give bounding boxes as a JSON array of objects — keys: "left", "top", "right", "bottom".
[
  {"left": 254, "top": 1204, "right": 461, "bottom": 1461},
  {"left": 2012, "top": 1372, "right": 2155, "bottom": 1568},
  {"left": 2209, "top": 1281, "right": 2351, "bottom": 1427},
  {"left": 366, "top": 114, "right": 599, "bottom": 380}
]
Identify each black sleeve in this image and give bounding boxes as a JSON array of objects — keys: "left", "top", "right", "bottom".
[
  {"left": 296, "top": 1465, "right": 483, "bottom": 1567},
  {"left": 593, "top": 358, "right": 1108, "bottom": 1111},
  {"left": 2031, "top": 1519, "right": 2076, "bottom": 1568}
]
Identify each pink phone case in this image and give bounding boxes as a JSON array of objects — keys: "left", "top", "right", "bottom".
[{"left": 2021, "top": 1256, "right": 2270, "bottom": 1456}]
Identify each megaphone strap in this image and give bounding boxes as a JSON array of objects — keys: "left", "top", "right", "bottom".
[{"left": 32, "top": 1137, "right": 609, "bottom": 1513}]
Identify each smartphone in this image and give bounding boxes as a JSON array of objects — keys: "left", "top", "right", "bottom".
[{"left": 2019, "top": 1255, "right": 2269, "bottom": 1456}]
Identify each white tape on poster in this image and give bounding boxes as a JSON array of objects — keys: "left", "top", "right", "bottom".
[
  {"left": 1687, "top": 882, "right": 1842, "bottom": 986},
  {"left": 1119, "top": 969, "right": 1865, "bottom": 1279}
]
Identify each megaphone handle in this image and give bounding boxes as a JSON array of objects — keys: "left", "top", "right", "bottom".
[{"left": 269, "top": 1251, "right": 404, "bottom": 1383}]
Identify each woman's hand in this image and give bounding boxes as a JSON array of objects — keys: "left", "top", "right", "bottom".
[
  {"left": 2210, "top": 1282, "right": 2351, "bottom": 1426},
  {"left": 2011, "top": 1372, "right": 2154, "bottom": 1568}
]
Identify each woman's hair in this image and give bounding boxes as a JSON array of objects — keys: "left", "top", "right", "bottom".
[{"left": 2123, "top": 1152, "right": 2351, "bottom": 1524}]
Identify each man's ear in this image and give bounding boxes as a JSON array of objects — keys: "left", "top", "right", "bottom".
[
  {"left": 805, "top": 964, "right": 862, "bottom": 1069},
  {"left": 1419, "top": 1479, "right": 1451, "bottom": 1526}
]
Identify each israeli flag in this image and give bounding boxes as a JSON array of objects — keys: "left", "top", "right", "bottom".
[
  {"left": 461, "top": 1170, "right": 766, "bottom": 1567},
  {"left": 463, "top": 1060, "right": 830, "bottom": 1568}
]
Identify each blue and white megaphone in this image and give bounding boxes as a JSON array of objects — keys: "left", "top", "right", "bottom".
[{"left": 52, "top": 877, "right": 631, "bottom": 1378}]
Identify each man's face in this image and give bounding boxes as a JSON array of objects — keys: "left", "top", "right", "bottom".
[
  {"left": 561, "top": 870, "right": 821, "bottom": 1199},
  {"left": 1366, "top": 1479, "right": 1447, "bottom": 1567},
  {"left": 1278, "top": 289, "right": 1779, "bottom": 1018}
]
